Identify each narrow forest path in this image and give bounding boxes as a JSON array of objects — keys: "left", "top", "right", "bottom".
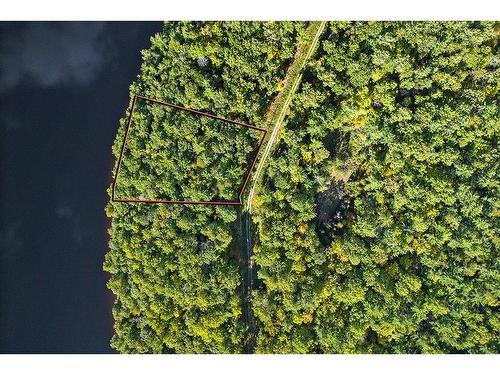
[
  {"left": 247, "top": 21, "right": 327, "bottom": 213},
  {"left": 242, "top": 21, "right": 327, "bottom": 352}
]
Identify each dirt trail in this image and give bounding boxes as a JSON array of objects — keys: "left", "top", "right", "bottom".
[
  {"left": 242, "top": 21, "right": 327, "bottom": 351},
  {"left": 247, "top": 21, "right": 327, "bottom": 213}
]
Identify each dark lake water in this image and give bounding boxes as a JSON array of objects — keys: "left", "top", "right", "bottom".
[{"left": 0, "top": 21, "right": 163, "bottom": 353}]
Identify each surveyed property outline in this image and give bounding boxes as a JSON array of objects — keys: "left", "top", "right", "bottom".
[{"left": 112, "top": 95, "right": 267, "bottom": 206}]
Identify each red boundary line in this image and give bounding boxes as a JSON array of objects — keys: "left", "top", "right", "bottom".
[{"left": 111, "top": 95, "right": 268, "bottom": 206}]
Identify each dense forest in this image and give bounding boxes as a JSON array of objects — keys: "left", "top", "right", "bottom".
[
  {"left": 252, "top": 21, "right": 499, "bottom": 353},
  {"left": 105, "top": 21, "right": 307, "bottom": 353},
  {"left": 106, "top": 21, "right": 499, "bottom": 353},
  {"left": 114, "top": 97, "right": 263, "bottom": 202}
]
